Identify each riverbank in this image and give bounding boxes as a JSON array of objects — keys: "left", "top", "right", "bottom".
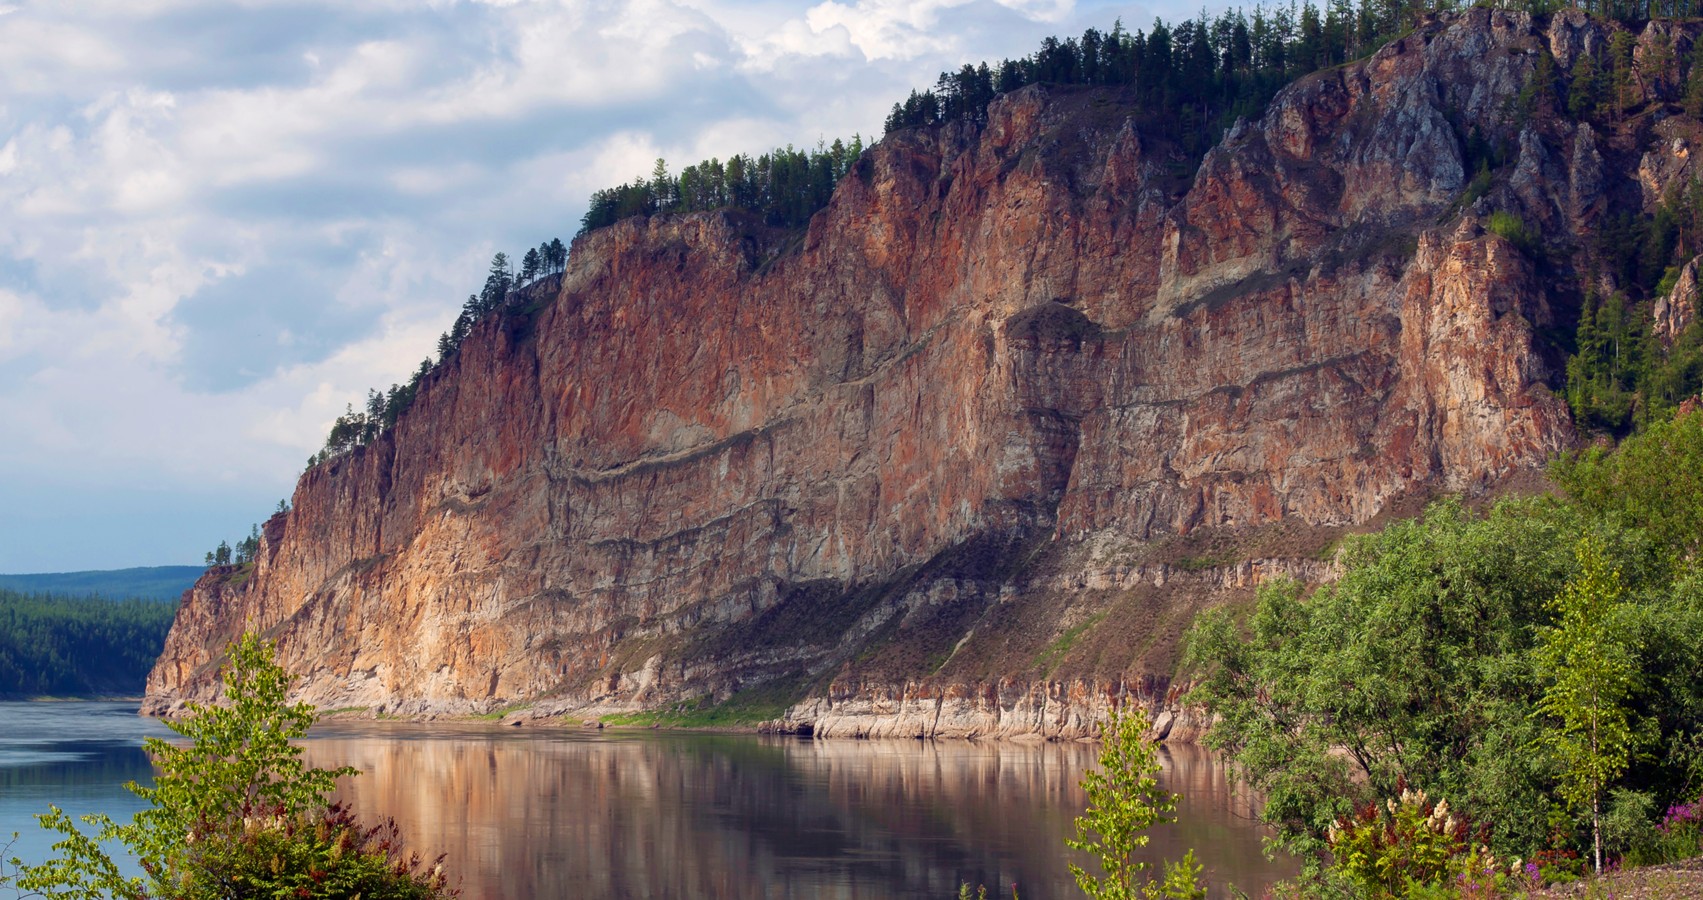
[
  {"left": 303, "top": 702, "right": 1205, "bottom": 744},
  {"left": 1535, "top": 857, "right": 1703, "bottom": 899},
  {"left": 285, "top": 680, "right": 1216, "bottom": 744}
]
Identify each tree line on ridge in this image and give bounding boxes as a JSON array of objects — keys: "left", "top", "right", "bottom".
[{"left": 316, "top": 1, "right": 1703, "bottom": 487}]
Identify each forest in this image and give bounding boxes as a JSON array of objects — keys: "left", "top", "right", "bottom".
[
  {"left": 577, "top": 139, "right": 866, "bottom": 234},
  {"left": 576, "top": 0, "right": 1489, "bottom": 242},
  {"left": 0, "top": 588, "right": 177, "bottom": 697},
  {"left": 1186, "top": 408, "right": 1703, "bottom": 892},
  {"left": 323, "top": 0, "right": 1703, "bottom": 461}
]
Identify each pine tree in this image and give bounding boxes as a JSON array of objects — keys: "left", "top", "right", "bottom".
[
  {"left": 650, "top": 158, "right": 672, "bottom": 210},
  {"left": 1570, "top": 51, "right": 1602, "bottom": 120},
  {"left": 1684, "top": 38, "right": 1703, "bottom": 118},
  {"left": 480, "top": 253, "right": 512, "bottom": 311},
  {"left": 1607, "top": 30, "right": 1636, "bottom": 120}
]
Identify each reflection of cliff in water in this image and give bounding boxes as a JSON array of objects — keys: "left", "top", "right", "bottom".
[{"left": 301, "top": 727, "right": 1294, "bottom": 899}]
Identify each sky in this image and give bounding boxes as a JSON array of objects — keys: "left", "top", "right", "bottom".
[{"left": 0, "top": 0, "right": 1196, "bottom": 574}]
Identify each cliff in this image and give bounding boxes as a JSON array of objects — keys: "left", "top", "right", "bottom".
[{"left": 147, "top": 10, "right": 1695, "bottom": 737}]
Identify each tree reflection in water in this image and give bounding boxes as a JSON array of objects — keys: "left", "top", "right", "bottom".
[{"left": 301, "top": 725, "right": 1296, "bottom": 899}]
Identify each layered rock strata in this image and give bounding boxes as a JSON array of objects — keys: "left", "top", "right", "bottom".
[{"left": 152, "top": 9, "right": 1689, "bottom": 737}]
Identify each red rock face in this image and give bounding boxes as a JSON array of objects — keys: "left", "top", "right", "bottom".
[{"left": 150, "top": 10, "right": 1609, "bottom": 731}]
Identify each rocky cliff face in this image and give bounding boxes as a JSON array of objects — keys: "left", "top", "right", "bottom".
[{"left": 149, "top": 10, "right": 1692, "bottom": 736}]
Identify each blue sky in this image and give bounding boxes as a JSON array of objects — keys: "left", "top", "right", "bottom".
[{"left": 0, "top": 0, "right": 1192, "bottom": 573}]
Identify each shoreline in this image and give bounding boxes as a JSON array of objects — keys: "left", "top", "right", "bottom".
[{"left": 294, "top": 704, "right": 1172, "bottom": 744}]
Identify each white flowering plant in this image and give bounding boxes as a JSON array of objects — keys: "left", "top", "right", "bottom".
[{"left": 1324, "top": 786, "right": 1533, "bottom": 899}]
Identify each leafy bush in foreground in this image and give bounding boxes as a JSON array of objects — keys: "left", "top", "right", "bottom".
[{"left": 12, "top": 632, "right": 455, "bottom": 900}]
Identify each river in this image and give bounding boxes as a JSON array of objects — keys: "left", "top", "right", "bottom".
[{"left": 0, "top": 702, "right": 1295, "bottom": 898}]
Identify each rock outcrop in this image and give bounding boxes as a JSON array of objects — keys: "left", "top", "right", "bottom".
[{"left": 150, "top": 10, "right": 1691, "bottom": 736}]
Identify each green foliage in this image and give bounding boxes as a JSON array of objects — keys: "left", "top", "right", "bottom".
[
  {"left": 1154, "top": 850, "right": 1205, "bottom": 900},
  {"left": 1606, "top": 30, "right": 1636, "bottom": 120},
  {"left": 884, "top": 2, "right": 1418, "bottom": 158},
  {"left": 578, "top": 138, "right": 866, "bottom": 235},
  {"left": 1564, "top": 175, "right": 1703, "bottom": 436},
  {"left": 1569, "top": 50, "right": 1603, "bottom": 120},
  {"left": 1602, "top": 788, "right": 1659, "bottom": 863},
  {"left": 1533, "top": 535, "right": 1641, "bottom": 873},
  {"left": 1485, "top": 210, "right": 1539, "bottom": 257},
  {"left": 1686, "top": 37, "right": 1703, "bottom": 118},
  {"left": 0, "top": 588, "right": 176, "bottom": 696},
  {"left": 1553, "top": 27, "right": 1703, "bottom": 436},
  {"left": 1185, "top": 498, "right": 1574, "bottom": 859},
  {"left": 1186, "top": 410, "right": 1703, "bottom": 878},
  {"left": 1034, "top": 613, "right": 1107, "bottom": 673},
  {"left": 1554, "top": 408, "right": 1703, "bottom": 558},
  {"left": 313, "top": 236, "right": 565, "bottom": 469},
  {"left": 204, "top": 522, "right": 264, "bottom": 569},
  {"left": 599, "top": 679, "right": 803, "bottom": 728},
  {"left": 180, "top": 804, "right": 450, "bottom": 900},
  {"left": 1654, "top": 265, "right": 1683, "bottom": 300},
  {"left": 1624, "top": 792, "right": 1703, "bottom": 865},
  {"left": 1461, "top": 160, "right": 1493, "bottom": 207},
  {"left": 1564, "top": 289, "right": 1644, "bottom": 434},
  {"left": 140, "top": 634, "right": 352, "bottom": 860},
  {"left": 955, "top": 883, "right": 1021, "bottom": 900},
  {"left": 1066, "top": 708, "right": 1204, "bottom": 900},
  {"left": 1515, "top": 47, "right": 1560, "bottom": 120},
  {"left": 15, "top": 633, "right": 455, "bottom": 900}
]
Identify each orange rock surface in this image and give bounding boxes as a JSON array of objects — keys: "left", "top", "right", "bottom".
[{"left": 152, "top": 10, "right": 1674, "bottom": 735}]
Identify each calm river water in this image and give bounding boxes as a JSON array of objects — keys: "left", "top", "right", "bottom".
[{"left": 0, "top": 702, "right": 1295, "bottom": 898}]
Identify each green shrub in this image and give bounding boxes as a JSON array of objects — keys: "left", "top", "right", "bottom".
[
  {"left": 1620, "top": 792, "right": 1703, "bottom": 866},
  {"left": 182, "top": 802, "right": 449, "bottom": 900},
  {"left": 1654, "top": 265, "right": 1682, "bottom": 300},
  {"left": 1486, "top": 210, "right": 1539, "bottom": 257},
  {"left": 1603, "top": 789, "right": 1660, "bottom": 865},
  {"left": 13, "top": 632, "right": 456, "bottom": 899},
  {"left": 1462, "top": 161, "right": 1494, "bottom": 206}
]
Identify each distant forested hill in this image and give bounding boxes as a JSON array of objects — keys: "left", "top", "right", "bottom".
[
  {"left": 0, "top": 588, "right": 178, "bottom": 697},
  {"left": 0, "top": 566, "right": 202, "bottom": 601}
]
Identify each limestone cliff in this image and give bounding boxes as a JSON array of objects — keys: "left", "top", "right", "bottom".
[{"left": 147, "top": 10, "right": 1693, "bottom": 736}]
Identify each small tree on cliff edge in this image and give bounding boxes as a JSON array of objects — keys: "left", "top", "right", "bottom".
[{"left": 15, "top": 632, "right": 455, "bottom": 899}]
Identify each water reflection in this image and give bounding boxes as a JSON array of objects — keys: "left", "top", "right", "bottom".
[
  {"left": 303, "top": 726, "right": 1294, "bottom": 899},
  {"left": 0, "top": 704, "right": 1293, "bottom": 899},
  {"left": 0, "top": 702, "right": 171, "bottom": 874}
]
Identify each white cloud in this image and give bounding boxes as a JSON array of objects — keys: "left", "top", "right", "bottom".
[
  {"left": 735, "top": 0, "right": 1076, "bottom": 65},
  {"left": 0, "top": 0, "right": 1217, "bottom": 569}
]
